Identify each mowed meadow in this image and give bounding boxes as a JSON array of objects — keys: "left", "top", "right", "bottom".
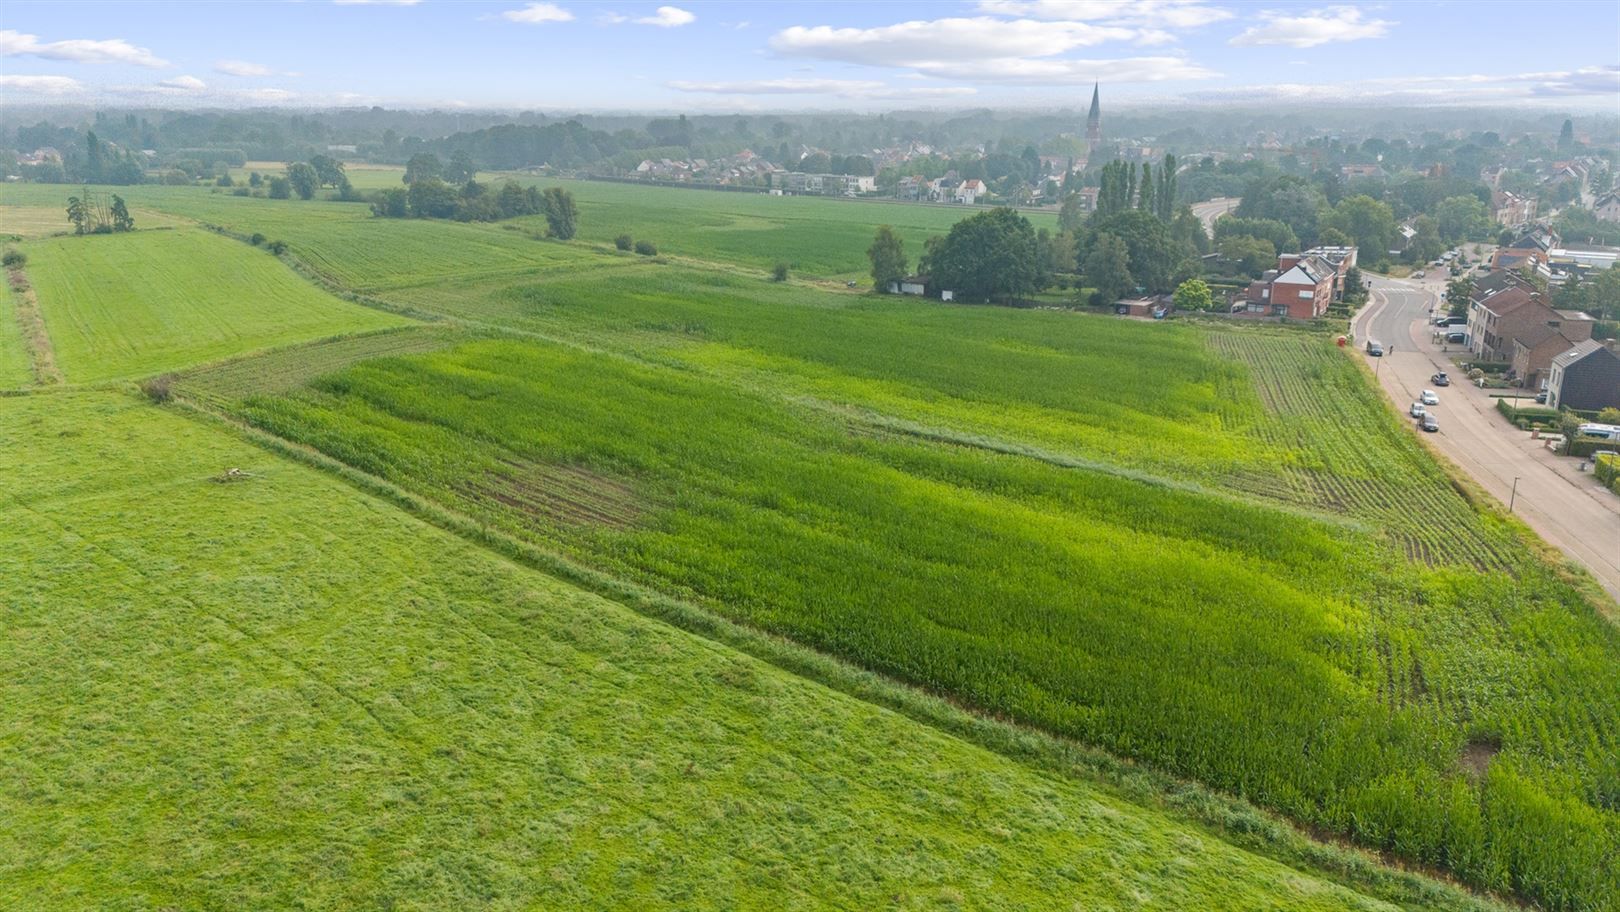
[
  {"left": 3, "top": 178, "right": 1617, "bottom": 910},
  {"left": 4, "top": 393, "right": 1425, "bottom": 911}
]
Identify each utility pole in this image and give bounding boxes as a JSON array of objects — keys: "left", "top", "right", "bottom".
[{"left": 1508, "top": 476, "right": 1521, "bottom": 512}]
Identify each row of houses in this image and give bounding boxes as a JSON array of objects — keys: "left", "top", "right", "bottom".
[
  {"left": 768, "top": 171, "right": 877, "bottom": 196},
  {"left": 1238, "top": 246, "right": 1359, "bottom": 319},
  {"left": 1462, "top": 269, "right": 1601, "bottom": 395},
  {"left": 893, "top": 174, "right": 986, "bottom": 204}
]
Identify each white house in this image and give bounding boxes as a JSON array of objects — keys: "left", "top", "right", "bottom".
[
  {"left": 955, "top": 179, "right": 985, "bottom": 205},
  {"left": 1594, "top": 192, "right": 1620, "bottom": 222}
]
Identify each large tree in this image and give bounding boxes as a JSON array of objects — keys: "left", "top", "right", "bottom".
[
  {"left": 403, "top": 152, "right": 443, "bottom": 185},
  {"left": 1321, "top": 194, "right": 1397, "bottom": 256},
  {"left": 1083, "top": 233, "right": 1132, "bottom": 303},
  {"left": 1435, "top": 195, "right": 1491, "bottom": 244},
  {"left": 541, "top": 187, "right": 578, "bottom": 239},
  {"left": 920, "top": 207, "right": 1045, "bottom": 303},
  {"left": 1173, "top": 277, "right": 1213, "bottom": 312},
  {"left": 285, "top": 162, "right": 319, "bottom": 200},
  {"left": 867, "top": 225, "right": 908, "bottom": 291},
  {"left": 1235, "top": 174, "right": 1327, "bottom": 246},
  {"left": 308, "top": 154, "right": 346, "bottom": 188},
  {"left": 1083, "top": 209, "right": 1175, "bottom": 293}
]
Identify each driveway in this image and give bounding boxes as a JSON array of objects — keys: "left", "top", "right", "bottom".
[{"left": 1355, "top": 275, "right": 1620, "bottom": 604}]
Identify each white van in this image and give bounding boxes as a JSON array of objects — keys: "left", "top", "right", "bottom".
[{"left": 1576, "top": 423, "right": 1620, "bottom": 440}]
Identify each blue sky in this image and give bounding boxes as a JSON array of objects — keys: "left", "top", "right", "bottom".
[{"left": 2, "top": 1, "right": 1617, "bottom": 111}]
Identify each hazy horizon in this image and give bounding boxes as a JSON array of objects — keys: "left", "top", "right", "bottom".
[{"left": 2, "top": 0, "right": 1616, "bottom": 113}]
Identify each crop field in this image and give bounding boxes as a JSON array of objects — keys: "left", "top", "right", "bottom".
[
  {"left": 511, "top": 177, "right": 1058, "bottom": 278},
  {"left": 0, "top": 203, "right": 188, "bottom": 239},
  {"left": 217, "top": 334, "right": 1620, "bottom": 910},
  {"left": 20, "top": 228, "right": 408, "bottom": 382},
  {"left": 174, "top": 324, "right": 468, "bottom": 405},
  {"left": 0, "top": 391, "right": 1423, "bottom": 912}
]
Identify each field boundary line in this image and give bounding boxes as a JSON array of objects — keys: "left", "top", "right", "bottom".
[
  {"left": 159, "top": 389, "right": 1511, "bottom": 912},
  {"left": 5, "top": 265, "right": 62, "bottom": 385}
]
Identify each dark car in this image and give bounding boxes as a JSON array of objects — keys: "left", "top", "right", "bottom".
[
  {"left": 1432, "top": 372, "right": 1450, "bottom": 386},
  {"left": 1536, "top": 391, "right": 1548, "bottom": 404},
  {"left": 1420, "top": 414, "right": 1440, "bottom": 432},
  {"left": 1445, "top": 331, "right": 1467, "bottom": 344}
]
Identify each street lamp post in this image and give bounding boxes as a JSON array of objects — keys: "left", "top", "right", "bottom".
[{"left": 1509, "top": 476, "right": 1521, "bottom": 512}]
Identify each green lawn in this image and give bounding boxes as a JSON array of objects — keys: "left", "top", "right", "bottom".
[
  {"left": 22, "top": 228, "right": 408, "bottom": 382},
  {"left": 0, "top": 391, "right": 1412, "bottom": 911},
  {"left": 526, "top": 177, "right": 1058, "bottom": 279}
]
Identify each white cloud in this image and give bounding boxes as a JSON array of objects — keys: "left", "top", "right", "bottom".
[
  {"left": 0, "top": 29, "right": 168, "bottom": 67},
  {"left": 667, "top": 77, "right": 976, "bottom": 99},
  {"left": 602, "top": 6, "right": 694, "bottom": 26},
  {"left": 638, "top": 6, "right": 694, "bottom": 27},
  {"left": 772, "top": 18, "right": 1146, "bottom": 65},
  {"left": 1182, "top": 66, "right": 1620, "bottom": 105},
  {"left": 158, "top": 75, "right": 207, "bottom": 91},
  {"left": 770, "top": 16, "right": 1217, "bottom": 85},
  {"left": 502, "top": 2, "right": 574, "bottom": 23},
  {"left": 1230, "top": 6, "right": 1392, "bottom": 48},
  {"left": 0, "top": 74, "right": 84, "bottom": 94},
  {"left": 215, "top": 59, "right": 273, "bottom": 77},
  {"left": 976, "top": 0, "right": 1233, "bottom": 28}
]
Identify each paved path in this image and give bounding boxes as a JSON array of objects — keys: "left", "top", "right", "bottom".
[
  {"left": 1191, "top": 197, "right": 1239, "bottom": 235},
  {"left": 1355, "top": 276, "right": 1620, "bottom": 604}
]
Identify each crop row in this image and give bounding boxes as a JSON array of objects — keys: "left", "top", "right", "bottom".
[{"left": 232, "top": 336, "right": 1620, "bottom": 910}]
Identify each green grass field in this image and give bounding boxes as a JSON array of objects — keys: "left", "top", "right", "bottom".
[
  {"left": 21, "top": 228, "right": 408, "bottom": 382},
  {"left": 220, "top": 332, "right": 1620, "bottom": 911},
  {"left": 0, "top": 391, "right": 1420, "bottom": 912},
  {"left": 6, "top": 178, "right": 1617, "bottom": 909},
  {"left": 519, "top": 177, "right": 1058, "bottom": 279}
]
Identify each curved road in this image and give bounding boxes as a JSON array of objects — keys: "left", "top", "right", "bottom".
[
  {"left": 1191, "top": 197, "right": 1239, "bottom": 234},
  {"left": 1355, "top": 275, "right": 1620, "bottom": 605}
]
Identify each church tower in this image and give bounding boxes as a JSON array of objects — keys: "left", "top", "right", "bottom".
[{"left": 1085, "top": 82, "right": 1102, "bottom": 148}]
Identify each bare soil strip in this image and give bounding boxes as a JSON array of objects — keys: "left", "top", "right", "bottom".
[{"left": 7, "top": 266, "right": 61, "bottom": 385}]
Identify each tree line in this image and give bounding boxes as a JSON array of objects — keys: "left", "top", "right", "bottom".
[
  {"left": 372, "top": 162, "right": 578, "bottom": 238},
  {"left": 66, "top": 188, "right": 135, "bottom": 234}
]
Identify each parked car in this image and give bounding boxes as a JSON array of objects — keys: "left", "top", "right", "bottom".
[
  {"left": 1420, "top": 414, "right": 1440, "bottom": 432},
  {"left": 1421, "top": 390, "right": 1440, "bottom": 406},
  {"left": 1412, "top": 270, "right": 1426, "bottom": 279},
  {"left": 1410, "top": 402, "right": 1427, "bottom": 418},
  {"left": 1445, "top": 331, "right": 1467, "bottom": 344},
  {"left": 1366, "top": 340, "right": 1384, "bottom": 357},
  {"left": 1535, "top": 391, "right": 1548, "bottom": 404},
  {"left": 1431, "top": 372, "right": 1450, "bottom": 386}
]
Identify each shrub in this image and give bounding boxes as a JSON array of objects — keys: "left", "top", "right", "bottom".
[
  {"left": 215, "top": 174, "right": 233, "bottom": 187},
  {"left": 634, "top": 240, "right": 658, "bottom": 256},
  {"left": 249, "top": 233, "right": 266, "bottom": 246},
  {"left": 772, "top": 262, "right": 790, "bottom": 282},
  {"left": 614, "top": 234, "right": 633, "bottom": 251},
  {"left": 267, "top": 240, "right": 288, "bottom": 256},
  {"left": 1, "top": 248, "right": 25, "bottom": 268},
  {"left": 231, "top": 187, "right": 251, "bottom": 197},
  {"left": 1598, "top": 407, "right": 1620, "bottom": 424},
  {"left": 139, "top": 373, "right": 175, "bottom": 404},
  {"left": 1595, "top": 453, "right": 1617, "bottom": 487}
]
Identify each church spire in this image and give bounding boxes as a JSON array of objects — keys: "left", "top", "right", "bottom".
[{"left": 1086, "top": 82, "right": 1102, "bottom": 145}]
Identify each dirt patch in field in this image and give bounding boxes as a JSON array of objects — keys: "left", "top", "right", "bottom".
[
  {"left": 460, "top": 457, "right": 645, "bottom": 530},
  {"left": 7, "top": 266, "right": 61, "bottom": 385},
  {"left": 1460, "top": 735, "right": 1501, "bottom": 779}
]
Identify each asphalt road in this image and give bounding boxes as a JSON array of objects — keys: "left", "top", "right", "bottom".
[
  {"left": 1191, "top": 197, "right": 1239, "bottom": 234},
  {"left": 1355, "top": 275, "right": 1620, "bottom": 605}
]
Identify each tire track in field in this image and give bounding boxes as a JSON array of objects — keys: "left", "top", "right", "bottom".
[{"left": 6, "top": 266, "right": 62, "bottom": 385}]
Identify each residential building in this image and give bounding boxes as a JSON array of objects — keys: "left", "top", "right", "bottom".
[
  {"left": 1243, "top": 254, "right": 1335, "bottom": 319},
  {"left": 1466, "top": 285, "right": 1592, "bottom": 361},
  {"left": 1546, "top": 340, "right": 1620, "bottom": 411},
  {"left": 1300, "top": 246, "right": 1358, "bottom": 299},
  {"left": 1490, "top": 227, "right": 1557, "bottom": 272},
  {"left": 1491, "top": 189, "right": 1538, "bottom": 226},
  {"left": 954, "top": 179, "right": 985, "bottom": 204},
  {"left": 1593, "top": 192, "right": 1620, "bottom": 222},
  {"left": 1510, "top": 325, "right": 1581, "bottom": 390}
]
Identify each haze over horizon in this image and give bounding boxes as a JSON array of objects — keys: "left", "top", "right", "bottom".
[{"left": 1, "top": 0, "right": 1617, "bottom": 113}]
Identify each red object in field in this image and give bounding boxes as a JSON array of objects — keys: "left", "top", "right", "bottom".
[{"left": 1336, "top": 335, "right": 1347, "bottom": 347}]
